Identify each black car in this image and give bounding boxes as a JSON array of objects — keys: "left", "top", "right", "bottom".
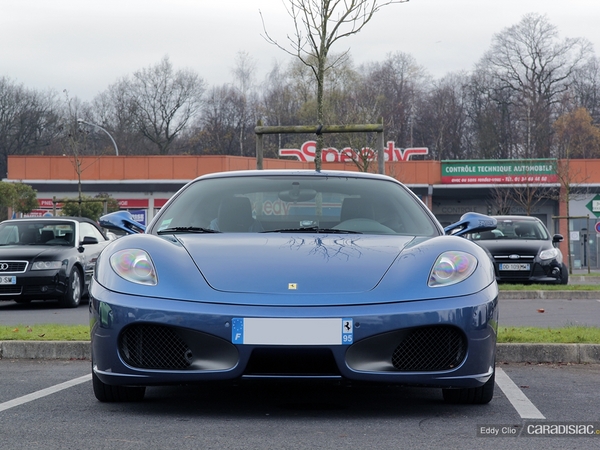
[
  {"left": 469, "top": 215, "right": 568, "bottom": 284},
  {"left": 0, "top": 216, "right": 111, "bottom": 307}
]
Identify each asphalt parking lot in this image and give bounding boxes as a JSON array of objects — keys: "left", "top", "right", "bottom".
[{"left": 0, "top": 359, "right": 598, "bottom": 450}]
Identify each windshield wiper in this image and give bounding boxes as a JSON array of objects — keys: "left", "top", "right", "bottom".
[
  {"left": 157, "top": 227, "right": 220, "bottom": 234},
  {"left": 262, "top": 226, "right": 361, "bottom": 234}
]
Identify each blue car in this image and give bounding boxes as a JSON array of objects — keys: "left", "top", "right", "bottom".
[{"left": 91, "top": 170, "right": 498, "bottom": 404}]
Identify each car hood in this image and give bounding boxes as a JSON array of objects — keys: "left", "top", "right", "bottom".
[
  {"left": 475, "top": 239, "right": 548, "bottom": 256},
  {"left": 178, "top": 234, "right": 414, "bottom": 294},
  {"left": 0, "top": 245, "right": 65, "bottom": 259}
]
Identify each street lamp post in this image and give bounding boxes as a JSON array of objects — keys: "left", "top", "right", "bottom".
[{"left": 77, "top": 119, "right": 119, "bottom": 156}]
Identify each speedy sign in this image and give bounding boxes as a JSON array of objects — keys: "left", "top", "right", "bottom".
[{"left": 279, "top": 141, "right": 428, "bottom": 162}]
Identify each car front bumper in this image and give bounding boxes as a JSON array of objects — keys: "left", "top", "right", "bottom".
[
  {"left": 90, "top": 283, "right": 498, "bottom": 390},
  {"left": 495, "top": 259, "right": 563, "bottom": 283},
  {"left": 0, "top": 270, "right": 68, "bottom": 301}
]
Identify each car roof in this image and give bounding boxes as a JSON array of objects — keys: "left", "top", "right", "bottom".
[
  {"left": 1, "top": 216, "right": 98, "bottom": 226},
  {"left": 193, "top": 169, "right": 399, "bottom": 183}
]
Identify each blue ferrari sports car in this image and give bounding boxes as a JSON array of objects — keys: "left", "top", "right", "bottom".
[{"left": 91, "top": 170, "right": 498, "bottom": 404}]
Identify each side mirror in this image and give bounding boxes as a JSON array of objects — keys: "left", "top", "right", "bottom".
[
  {"left": 552, "top": 234, "right": 564, "bottom": 244},
  {"left": 99, "top": 211, "right": 146, "bottom": 235},
  {"left": 80, "top": 236, "right": 99, "bottom": 245},
  {"left": 444, "top": 212, "right": 497, "bottom": 237}
]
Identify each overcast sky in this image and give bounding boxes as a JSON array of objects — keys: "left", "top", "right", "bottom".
[{"left": 1, "top": 0, "right": 599, "bottom": 101}]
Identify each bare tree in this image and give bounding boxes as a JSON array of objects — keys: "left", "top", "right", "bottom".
[
  {"left": 125, "top": 56, "right": 205, "bottom": 155},
  {"left": 193, "top": 85, "right": 245, "bottom": 156},
  {"left": 0, "top": 77, "right": 60, "bottom": 177},
  {"left": 417, "top": 72, "right": 469, "bottom": 160},
  {"left": 479, "top": 13, "right": 592, "bottom": 158},
  {"left": 569, "top": 57, "right": 600, "bottom": 123},
  {"left": 509, "top": 183, "right": 555, "bottom": 216},
  {"left": 257, "top": 61, "right": 304, "bottom": 156},
  {"left": 232, "top": 51, "right": 258, "bottom": 156},
  {"left": 92, "top": 81, "right": 148, "bottom": 155},
  {"left": 487, "top": 186, "right": 512, "bottom": 215},
  {"left": 360, "top": 52, "right": 429, "bottom": 148},
  {"left": 261, "top": 0, "right": 408, "bottom": 170}
]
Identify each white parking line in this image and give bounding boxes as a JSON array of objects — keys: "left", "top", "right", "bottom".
[
  {"left": 0, "top": 369, "right": 546, "bottom": 418},
  {"left": 495, "top": 368, "right": 545, "bottom": 419},
  {"left": 0, "top": 374, "right": 91, "bottom": 413}
]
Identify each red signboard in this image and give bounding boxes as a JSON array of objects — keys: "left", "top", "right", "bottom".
[
  {"left": 37, "top": 199, "right": 64, "bottom": 209},
  {"left": 118, "top": 199, "right": 149, "bottom": 208},
  {"left": 23, "top": 209, "right": 54, "bottom": 217}
]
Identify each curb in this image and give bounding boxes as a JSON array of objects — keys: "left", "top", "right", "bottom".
[
  {"left": 496, "top": 343, "right": 600, "bottom": 364},
  {"left": 1, "top": 341, "right": 600, "bottom": 364},
  {"left": 499, "top": 290, "right": 600, "bottom": 299},
  {"left": 0, "top": 341, "right": 90, "bottom": 360}
]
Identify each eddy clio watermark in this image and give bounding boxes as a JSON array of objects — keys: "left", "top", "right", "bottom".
[{"left": 477, "top": 423, "right": 600, "bottom": 437}]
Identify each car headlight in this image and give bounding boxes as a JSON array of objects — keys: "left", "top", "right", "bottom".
[
  {"left": 31, "top": 261, "right": 63, "bottom": 270},
  {"left": 109, "top": 249, "right": 157, "bottom": 285},
  {"left": 429, "top": 251, "right": 477, "bottom": 287},
  {"left": 539, "top": 247, "right": 559, "bottom": 260}
]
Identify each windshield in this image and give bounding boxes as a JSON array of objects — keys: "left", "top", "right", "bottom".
[
  {"left": 470, "top": 219, "right": 549, "bottom": 241},
  {"left": 0, "top": 221, "right": 76, "bottom": 246},
  {"left": 149, "top": 174, "right": 439, "bottom": 236}
]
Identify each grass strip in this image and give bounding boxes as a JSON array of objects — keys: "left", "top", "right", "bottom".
[
  {"left": 0, "top": 324, "right": 90, "bottom": 341},
  {"left": 498, "top": 325, "right": 600, "bottom": 343}
]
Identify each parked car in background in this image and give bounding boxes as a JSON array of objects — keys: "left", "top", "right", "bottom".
[
  {"left": 469, "top": 215, "right": 568, "bottom": 284},
  {"left": 92, "top": 170, "right": 498, "bottom": 404},
  {"left": 0, "top": 217, "right": 111, "bottom": 307}
]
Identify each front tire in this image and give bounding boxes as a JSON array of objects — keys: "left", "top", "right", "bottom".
[
  {"left": 442, "top": 370, "right": 495, "bottom": 404},
  {"left": 92, "top": 369, "right": 146, "bottom": 402},
  {"left": 59, "top": 267, "right": 82, "bottom": 308},
  {"left": 560, "top": 263, "right": 569, "bottom": 285}
]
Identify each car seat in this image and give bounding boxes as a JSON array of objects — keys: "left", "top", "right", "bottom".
[
  {"left": 19, "top": 229, "right": 38, "bottom": 244},
  {"left": 340, "top": 198, "right": 375, "bottom": 222},
  {"left": 217, "top": 197, "right": 255, "bottom": 232},
  {"left": 40, "top": 230, "right": 54, "bottom": 243},
  {"left": 514, "top": 223, "right": 534, "bottom": 238}
]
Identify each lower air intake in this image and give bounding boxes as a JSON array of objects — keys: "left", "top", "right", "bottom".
[
  {"left": 119, "top": 324, "right": 192, "bottom": 370},
  {"left": 392, "top": 326, "right": 467, "bottom": 371}
]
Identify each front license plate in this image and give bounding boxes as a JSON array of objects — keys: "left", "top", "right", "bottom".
[
  {"left": 499, "top": 263, "right": 530, "bottom": 271},
  {"left": 232, "top": 318, "right": 353, "bottom": 345},
  {"left": 0, "top": 276, "right": 16, "bottom": 285}
]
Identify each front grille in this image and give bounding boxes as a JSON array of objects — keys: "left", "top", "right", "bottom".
[
  {"left": 0, "top": 285, "right": 21, "bottom": 295},
  {"left": 23, "top": 285, "right": 60, "bottom": 295},
  {"left": 119, "top": 324, "right": 193, "bottom": 370},
  {"left": 245, "top": 348, "right": 339, "bottom": 376},
  {"left": 496, "top": 267, "right": 532, "bottom": 279},
  {"left": 0, "top": 261, "right": 28, "bottom": 273},
  {"left": 391, "top": 326, "right": 467, "bottom": 371}
]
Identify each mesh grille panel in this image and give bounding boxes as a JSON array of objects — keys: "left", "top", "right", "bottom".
[
  {"left": 0, "top": 286, "right": 21, "bottom": 295},
  {"left": 391, "top": 326, "right": 467, "bottom": 371},
  {"left": 119, "top": 324, "right": 192, "bottom": 370},
  {"left": 0, "top": 261, "right": 27, "bottom": 273}
]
